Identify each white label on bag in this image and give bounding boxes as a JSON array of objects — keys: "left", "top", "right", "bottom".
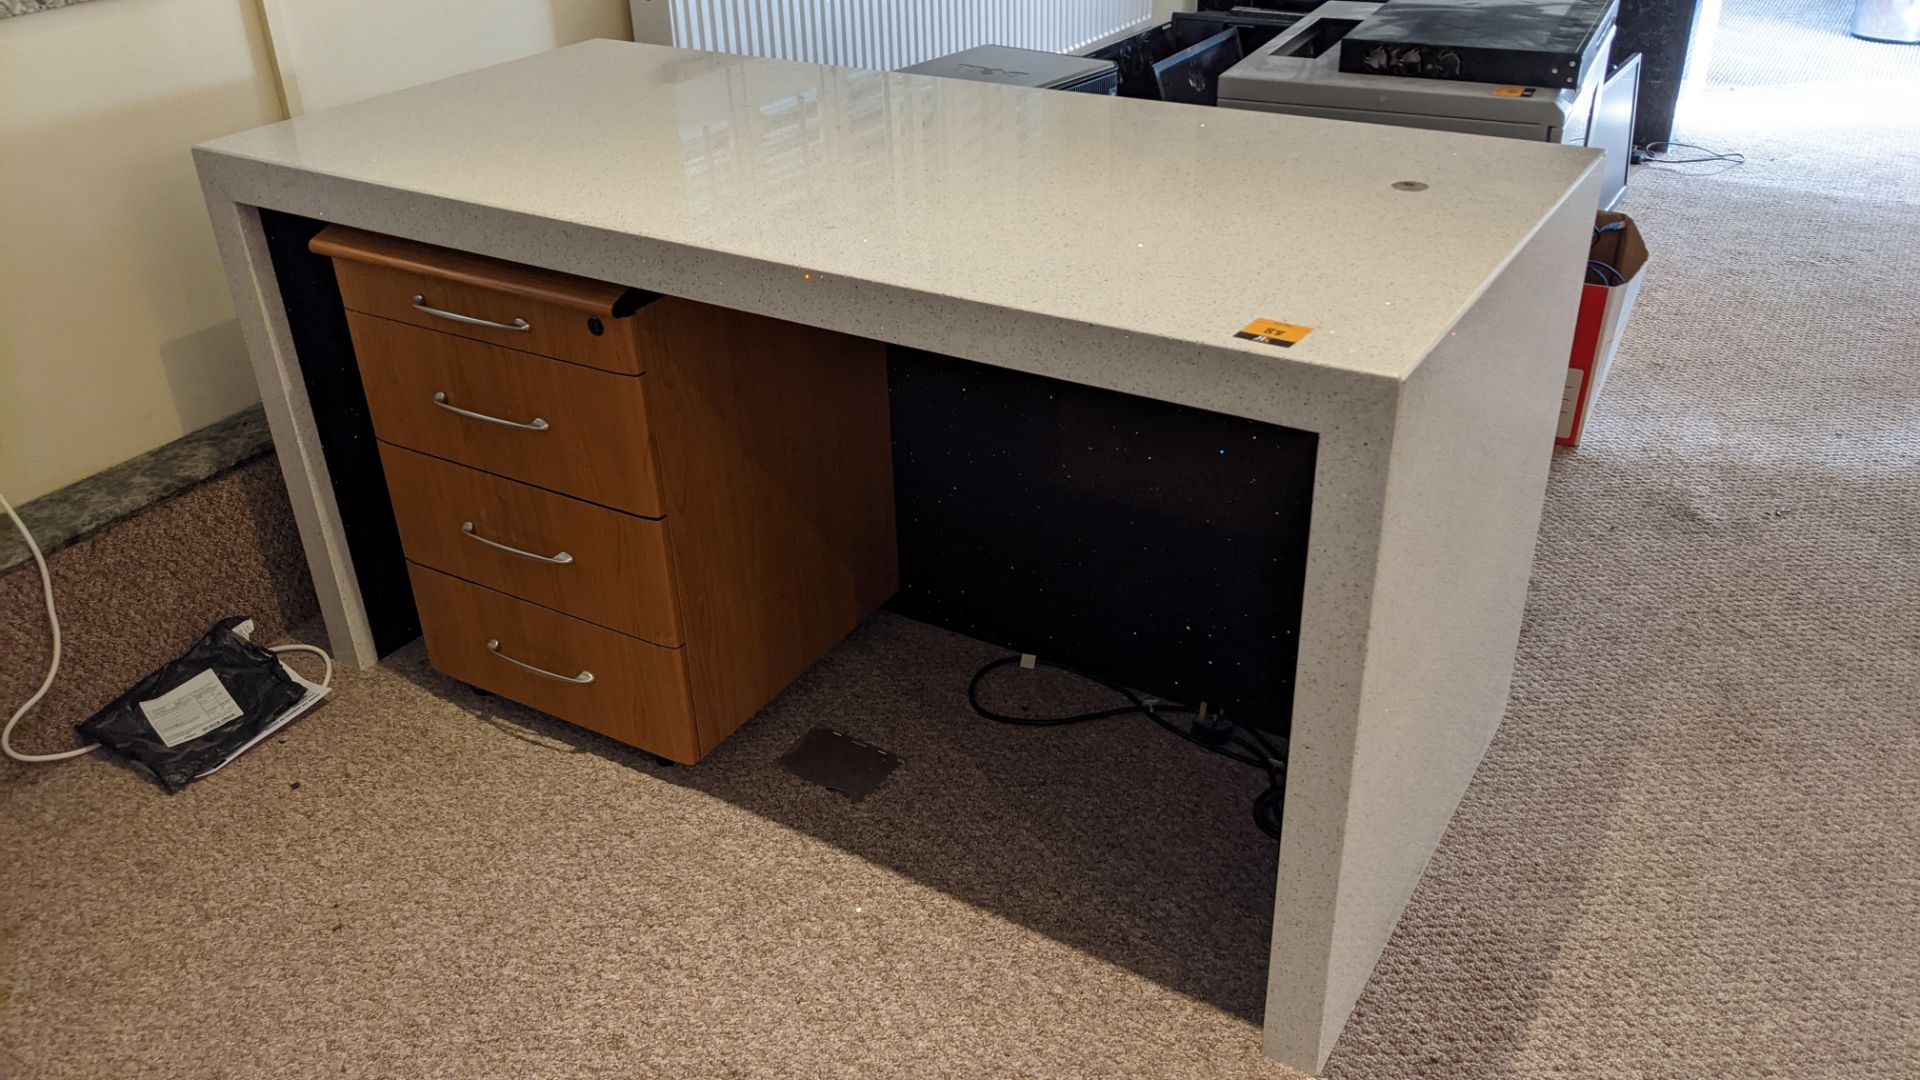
[{"left": 139, "top": 669, "right": 245, "bottom": 748}]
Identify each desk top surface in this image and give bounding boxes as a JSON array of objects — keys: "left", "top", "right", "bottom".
[{"left": 197, "top": 39, "right": 1597, "bottom": 382}]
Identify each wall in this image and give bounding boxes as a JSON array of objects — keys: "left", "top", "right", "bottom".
[
  {"left": 631, "top": 0, "right": 669, "bottom": 43},
  {"left": 260, "top": 0, "right": 632, "bottom": 116},
  {"left": 0, "top": 0, "right": 636, "bottom": 507},
  {"left": 0, "top": 0, "right": 283, "bottom": 504}
]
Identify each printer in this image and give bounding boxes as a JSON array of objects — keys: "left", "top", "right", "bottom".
[
  {"left": 900, "top": 44, "right": 1120, "bottom": 95},
  {"left": 1216, "top": 0, "right": 1639, "bottom": 208}
]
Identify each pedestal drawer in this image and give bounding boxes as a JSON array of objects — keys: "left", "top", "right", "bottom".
[
  {"left": 409, "top": 564, "right": 701, "bottom": 763},
  {"left": 380, "top": 444, "right": 683, "bottom": 646},
  {"left": 350, "top": 313, "right": 665, "bottom": 516},
  {"left": 311, "top": 225, "right": 655, "bottom": 374}
]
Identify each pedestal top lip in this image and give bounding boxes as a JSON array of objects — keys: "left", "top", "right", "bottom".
[{"left": 197, "top": 39, "right": 1600, "bottom": 383}]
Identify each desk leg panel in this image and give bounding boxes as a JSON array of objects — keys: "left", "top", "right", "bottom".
[
  {"left": 1266, "top": 178, "right": 1599, "bottom": 1072},
  {"left": 201, "top": 195, "right": 380, "bottom": 668}
]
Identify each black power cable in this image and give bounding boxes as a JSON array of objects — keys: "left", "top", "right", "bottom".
[
  {"left": 1633, "top": 140, "right": 1746, "bottom": 166},
  {"left": 967, "top": 655, "right": 1287, "bottom": 840}
]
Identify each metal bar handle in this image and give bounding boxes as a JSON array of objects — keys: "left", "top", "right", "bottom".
[
  {"left": 462, "top": 522, "right": 574, "bottom": 565},
  {"left": 432, "top": 392, "right": 550, "bottom": 431},
  {"left": 412, "top": 294, "right": 530, "bottom": 332},
  {"left": 486, "top": 639, "right": 594, "bottom": 684}
]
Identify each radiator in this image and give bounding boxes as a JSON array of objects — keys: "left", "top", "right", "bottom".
[{"left": 663, "top": 0, "right": 1153, "bottom": 70}]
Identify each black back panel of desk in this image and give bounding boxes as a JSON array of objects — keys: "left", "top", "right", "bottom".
[
  {"left": 887, "top": 349, "right": 1316, "bottom": 734},
  {"left": 259, "top": 209, "right": 420, "bottom": 656}
]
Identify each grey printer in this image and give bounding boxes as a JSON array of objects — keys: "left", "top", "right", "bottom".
[
  {"left": 900, "top": 44, "right": 1120, "bottom": 95},
  {"left": 1216, "top": 1, "right": 1640, "bottom": 209}
]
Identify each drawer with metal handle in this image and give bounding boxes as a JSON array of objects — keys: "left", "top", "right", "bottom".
[
  {"left": 408, "top": 563, "right": 702, "bottom": 763},
  {"left": 378, "top": 444, "right": 683, "bottom": 646},
  {"left": 311, "top": 225, "right": 659, "bottom": 374},
  {"left": 350, "top": 313, "right": 665, "bottom": 516}
]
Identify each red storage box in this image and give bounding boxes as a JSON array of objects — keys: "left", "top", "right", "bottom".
[{"left": 1558, "top": 211, "right": 1648, "bottom": 447}]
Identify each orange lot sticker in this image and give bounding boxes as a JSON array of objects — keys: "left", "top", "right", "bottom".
[
  {"left": 1492, "top": 85, "right": 1537, "bottom": 98},
  {"left": 1235, "top": 319, "right": 1313, "bottom": 348}
]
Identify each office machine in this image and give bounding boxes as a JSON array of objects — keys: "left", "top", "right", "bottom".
[
  {"left": 1217, "top": 1, "right": 1640, "bottom": 208},
  {"left": 1339, "top": 0, "right": 1619, "bottom": 88},
  {"left": 1172, "top": 7, "right": 1307, "bottom": 52},
  {"left": 1088, "top": 21, "right": 1249, "bottom": 105},
  {"left": 899, "top": 44, "right": 1119, "bottom": 94}
]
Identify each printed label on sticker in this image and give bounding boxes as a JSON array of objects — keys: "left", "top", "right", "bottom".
[
  {"left": 1235, "top": 319, "right": 1312, "bottom": 348},
  {"left": 1492, "top": 86, "right": 1537, "bottom": 98},
  {"left": 139, "top": 669, "right": 244, "bottom": 748}
]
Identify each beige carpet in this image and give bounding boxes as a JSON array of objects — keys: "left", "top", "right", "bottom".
[{"left": 4, "top": 87, "right": 1917, "bottom": 1079}]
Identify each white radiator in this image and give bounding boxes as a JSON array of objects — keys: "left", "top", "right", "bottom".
[{"left": 661, "top": 0, "right": 1154, "bottom": 71}]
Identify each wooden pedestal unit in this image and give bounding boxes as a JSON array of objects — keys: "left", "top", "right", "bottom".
[{"left": 310, "top": 226, "right": 896, "bottom": 763}]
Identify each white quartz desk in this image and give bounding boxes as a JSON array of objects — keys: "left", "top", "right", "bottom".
[{"left": 195, "top": 39, "right": 1600, "bottom": 1073}]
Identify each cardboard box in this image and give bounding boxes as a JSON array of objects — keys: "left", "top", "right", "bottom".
[{"left": 1558, "top": 211, "right": 1648, "bottom": 447}]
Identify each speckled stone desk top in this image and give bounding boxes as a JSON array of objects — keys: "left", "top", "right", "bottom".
[{"left": 195, "top": 39, "right": 1600, "bottom": 387}]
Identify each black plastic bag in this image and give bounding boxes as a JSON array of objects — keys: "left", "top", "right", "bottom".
[{"left": 75, "top": 617, "right": 305, "bottom": 792}]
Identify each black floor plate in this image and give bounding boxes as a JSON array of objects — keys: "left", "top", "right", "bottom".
[{"left": 778, "top": 727, "right": 902, "bottom": 802}]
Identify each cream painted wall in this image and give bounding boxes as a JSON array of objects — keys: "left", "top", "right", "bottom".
[
  {"left": 0, "top": 0, "right": 284, "bottom": 504},
  {"left": 0, "top": 0, "right": 636, "bottom": 505},
  {"left": 629, "top": 0, "right": 670, "bottom": 45},
  {"left": 260, "top": 0, "right": 633, "bottom": 116}
]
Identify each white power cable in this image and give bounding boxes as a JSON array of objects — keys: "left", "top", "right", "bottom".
[
  {"left": 3, "top": 489, "right": 333, "bottom": 766},
  {"left": 267, "top": 642, "right": 333, "bottom": 693},
  {"left": 2, "top": 489, "right": 98, "bottom": 763}
]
